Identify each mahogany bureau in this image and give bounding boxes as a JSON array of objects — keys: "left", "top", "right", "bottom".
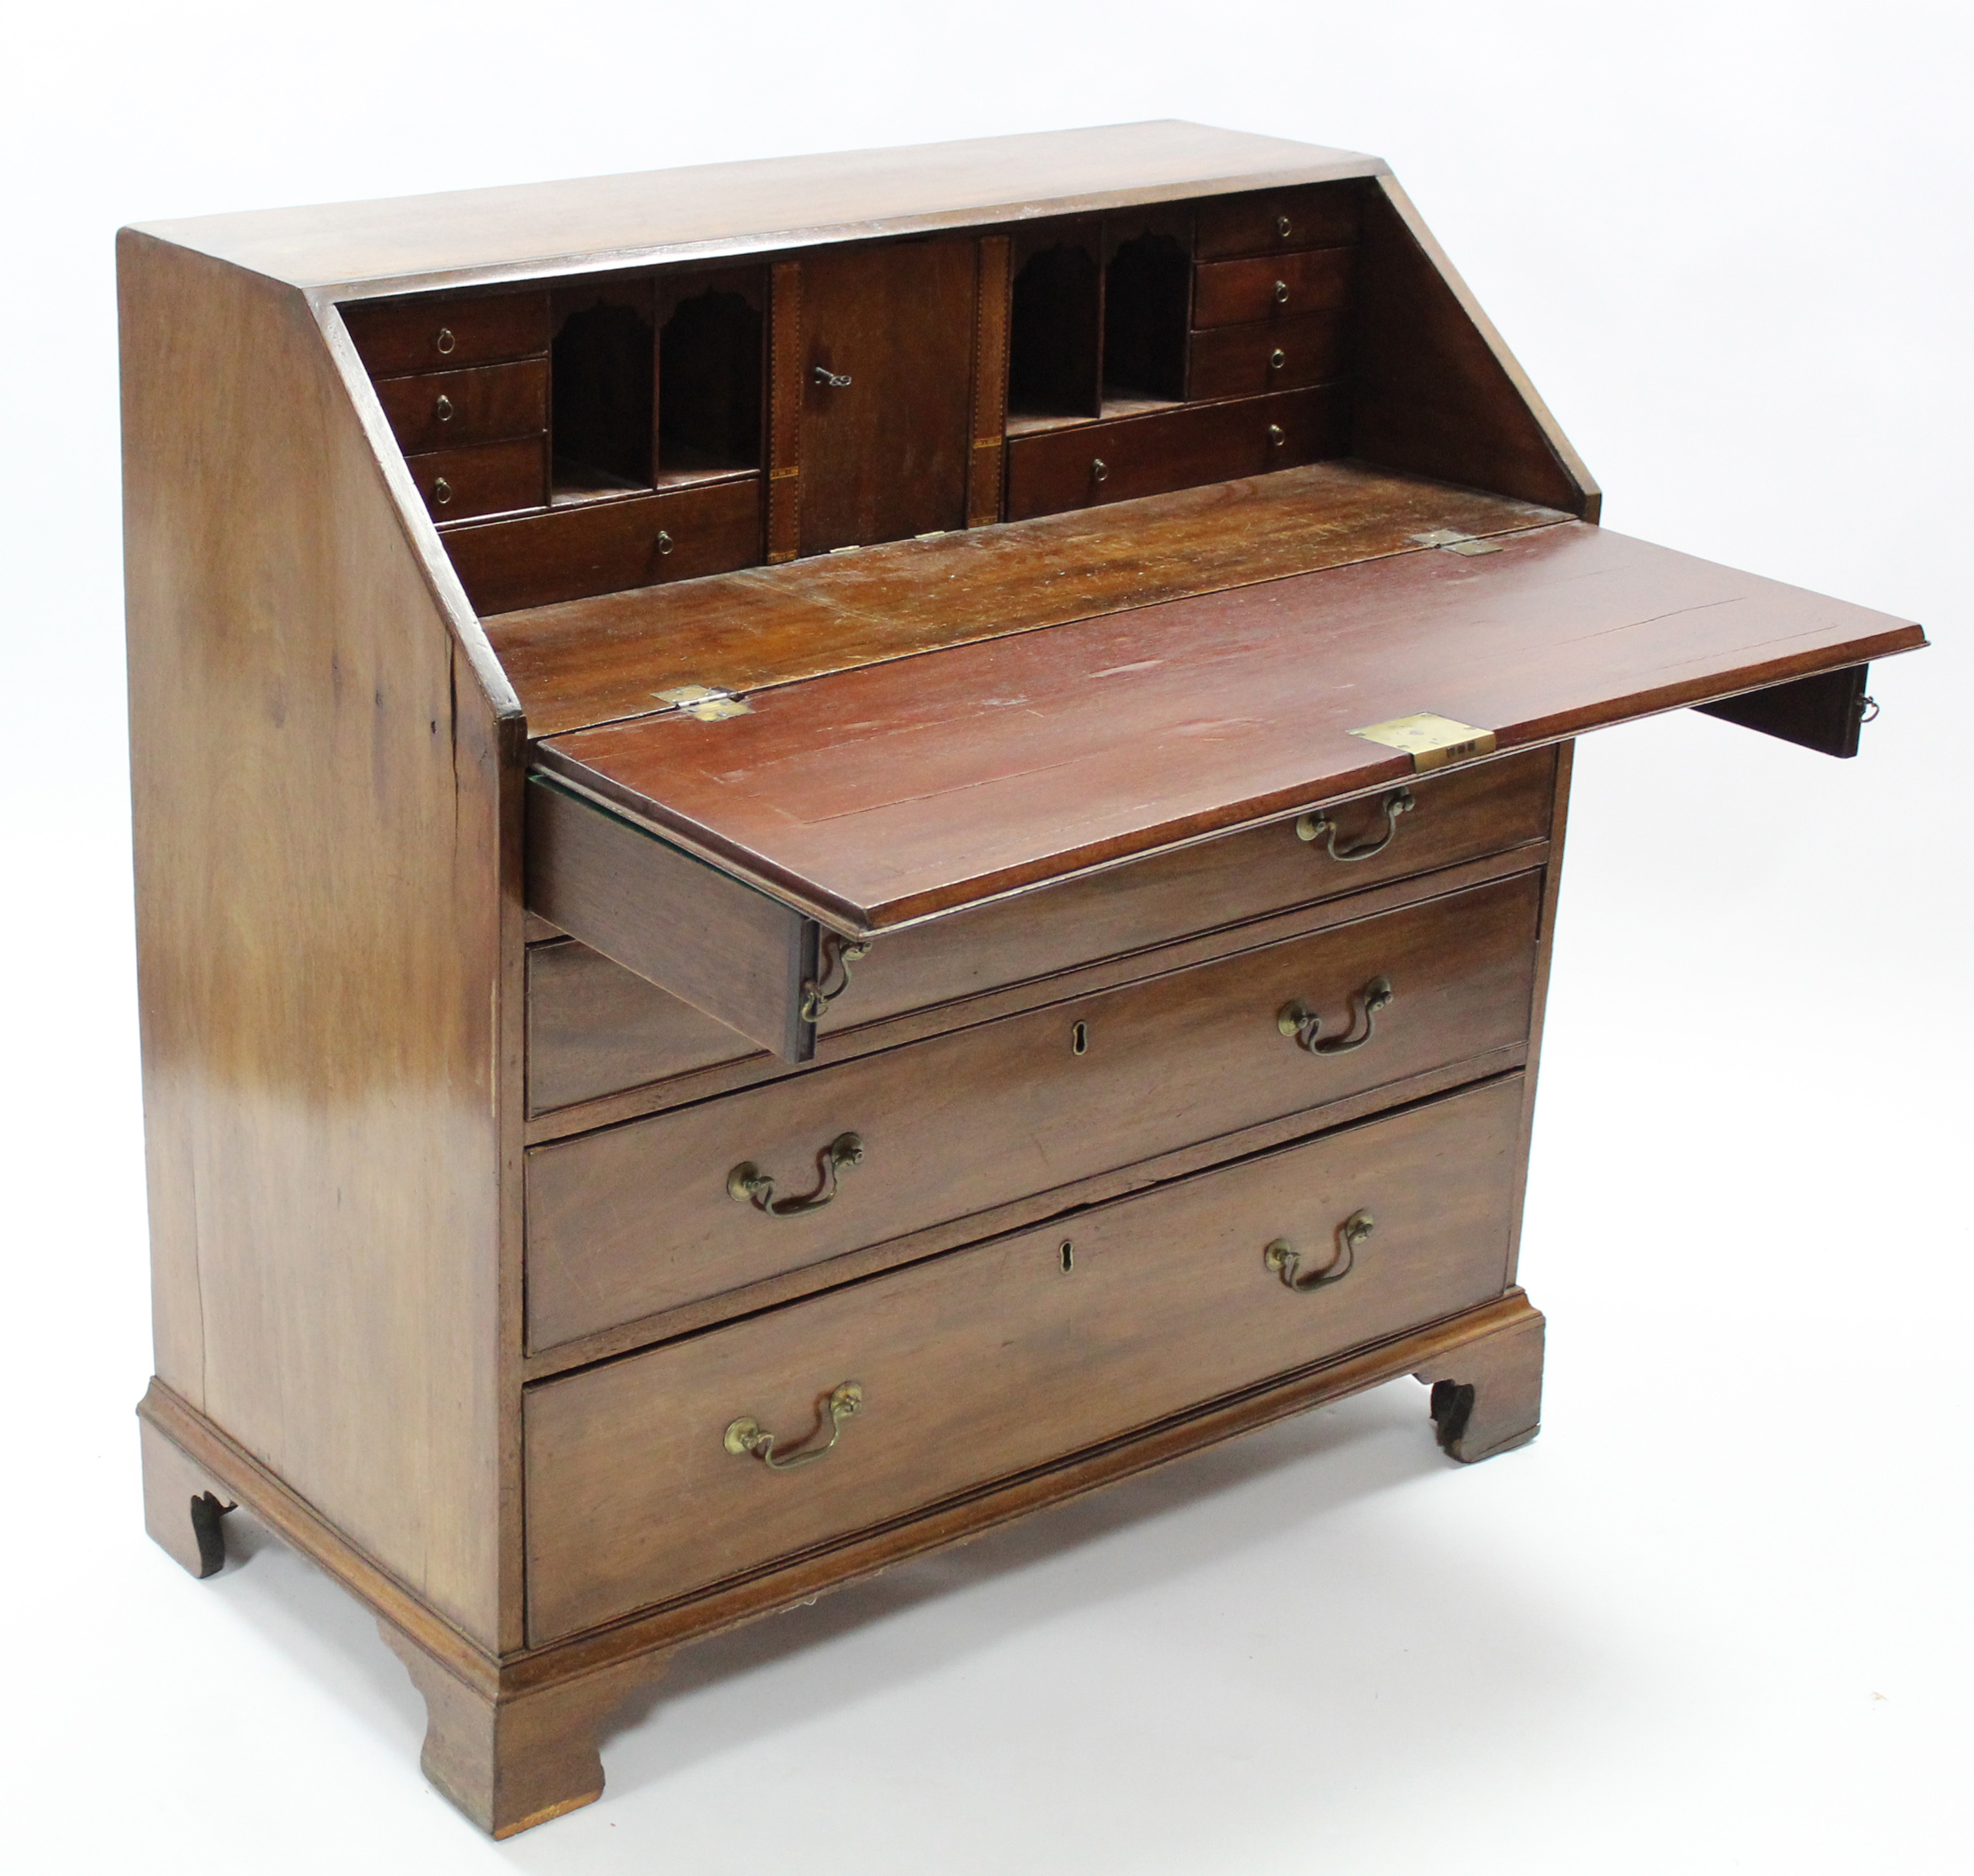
[{"left": 122, "top": 123, "right": 1927, "bottom": 1836}]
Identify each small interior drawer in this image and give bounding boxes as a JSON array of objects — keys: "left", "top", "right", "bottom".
[
  {"left": 407, "top": 436, "right": 547, "bottom": 523},
  {"left": 1195, "top": 182, "right": 1364, "bottom": 260},
  {"left": 523, "top": 867, "right": 1543, "bottom": 1351},
  {"left": 523, "top": 1071, "right": 1524, "bottom": 1641},
  {"left": 1190, "top": 248, "right": 1356, "bottom": 330},
  {"left": 1004, "top": 383, "right": 1346, "bottom": 521},
  {"left": 526, "top": 746, "right": 1561, "bottom": 1115},
  {"left": 446, "top": 477, "right": 763, "bottom": 616},
  {"left": 1187, "top": 310, "right": 1348, "bottom": 402},
  {"left": 343, "top": 289, "right": 551, "bottom": 378},
  {"left": 375, "top": 358, "right": 547, "bottom": 456}
]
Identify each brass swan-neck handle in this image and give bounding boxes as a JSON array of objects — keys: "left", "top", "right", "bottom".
[
  {"left": 1264, "top": 1211, "right": 1374, "bottom": 1292},
  {"left": 1277, "top": 977, "right": 1394, "bottom": 1056},
  {"left": 1296, "top": 787, "right": 1415, "bottom": 862},
  {"left": 724, "top": 1382, "right": 864, "bottom": 1469},
  {"left": 800, "top": 936, "right": 871, "bottom": 1024},
  {"left": 728, "top": 1133, "right": 864, "bottom": 1217}
]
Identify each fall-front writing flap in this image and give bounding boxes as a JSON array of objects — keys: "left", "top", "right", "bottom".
[{"left": 534, "top": 521, "right": 1925, "bottom": 935}]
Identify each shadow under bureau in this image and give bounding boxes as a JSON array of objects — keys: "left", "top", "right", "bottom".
[{"left": 122, "top": 122, "right": 1927, "bottom": 1836}]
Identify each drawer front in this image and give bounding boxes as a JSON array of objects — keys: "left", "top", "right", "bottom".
[
  {"left": 525, "top": 868, "right": 1542, "bottom": 1349},
  {"left": 344, "top": 290, "right": 551, "bottom": 378},
  {"left": 443, "top": 478, "right": 762, "bottom": 616},
  {"left": 1191, "top": 248, "right": 1356, "bottom": 329},
  {"left": 1187, "top": 310, "right": 1348, "bottom": 402},
  {"left": 527, "top": 748, "right": 1560, "bottom": 1113},
  {"left": 1005, "top": 384, "right": 1346, "bottom": 521},
  {"left": 1196, "top": 183, "right": 1364, "bottom": 260},
  {"left": 376, "top": 358, "right": 548, "bottom": 455},
  {"left": 408, "top": 436, "right": 546, "bottom": 523},
  {"left": 525, "top": 1072, "right": 1524, "bottom": 1641}
]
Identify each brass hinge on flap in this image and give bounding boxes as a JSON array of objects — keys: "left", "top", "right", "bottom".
[
  {"left": 653, "top": 684, "right": 753, "bottom": 721},
  {"left": 1412, "top": 528, "right": 1504, "bottom": 557},
  {"left": 1351, "top": 712, "right": 1499, "bottom": 772}
]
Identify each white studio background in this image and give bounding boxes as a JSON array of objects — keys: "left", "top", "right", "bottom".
[{"left": 3, "top": 4, "right": 1968, "bottom": 1871}]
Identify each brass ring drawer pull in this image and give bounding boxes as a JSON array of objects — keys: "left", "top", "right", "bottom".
[
  {"left": 431, "top": 477, "right": 452, "bottom": 506},
  {"left": 434, "top": 393, "right": 454, "bottom": 422},
  {"left": 1265, "top": 1211, "right": 1373, "bottom": 1292},
  {"left": 1278, "top": 976, "right": 1394, "bottom": 1055},
  {"left": 725, "top": 1381, "right": 863, "bottom": 1469},
  {"left": 1296, "top": 787, "right": 1415, "bottom": 862},
  {"left": 1273, "top": 279, "right": 1290, "bottom": 304},
  {"left": 434, "top": 326, "right": 456, "bottom": 354},
  {"left": 800, "top": 936, "right": 871, "bottom": 1023},
  {"left": 728, "top": 1132, "right": 864, "bottom": 1215}
]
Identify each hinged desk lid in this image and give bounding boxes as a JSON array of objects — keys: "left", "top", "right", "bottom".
[{"left": 533, "top": 520, "right": 1923, "bottom": 935}]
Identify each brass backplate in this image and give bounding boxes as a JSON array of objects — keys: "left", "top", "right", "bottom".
[{"left": 1350, "top": 712, "right": 1498, "bottom": 771}]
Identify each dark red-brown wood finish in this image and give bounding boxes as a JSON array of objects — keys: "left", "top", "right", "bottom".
[
  {"left": 123, "top": 122, "right": 1924, "bottom": 1840},
  {"left": 536, "top": 521, "right": 1922, "bottom": 933}
]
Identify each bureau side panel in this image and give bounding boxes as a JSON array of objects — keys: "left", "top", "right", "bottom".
[
  {"left": 121, "top": 233, "right": 509, "bottom": 1647},
  {"left": 1351, "top": 177, "right": 1598, "bottom": 520}
]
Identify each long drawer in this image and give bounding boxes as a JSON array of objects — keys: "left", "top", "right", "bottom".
[
  {"left": 527, "top": 747, "right": 1559, "bottom": 1115},
  {"left": 1004, "top": 384, "right": 1346, "bottom": 521},
  {"left": 524, "top": 1072, "right": 1525, "bottom": 1642},
  {"left": 524, "top": 867, "right": 1542, "bottom": 1350}
]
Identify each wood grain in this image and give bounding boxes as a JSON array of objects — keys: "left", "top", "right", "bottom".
[
  {"left": 1190, "top": 246, "right": 1356, "bottom": 328},
  {"left": 1696, "top": 662, "right": 1871, "bottom": 757},
  {"left": 376, "top": 357, "right": 547, "bottom": 455},
  {"left": 967, "top": 234, "right": 1011, "bottom": 527},
  {"left": 380, "top": 1626, "right": 669, "bottom": 1838},
  {"left": 526, "top": 778, "right": 815, "bottom": 1062},
  {"left": 536, "top": 521, "right": 1926, "bottom": 933},
  {"left": 345, "top": 287, "right": 549, "bottom": 374},
  {"left": 525, "top": 1073, "right": 1526, "bottom": 1641},
  {"left": 121, "top": 232, "right": 513, "bottom": 1647},
  {"left": 409, "top": 434, "right": 546, "bottom": 522},
  {"left": 796, "top": 237, "right": 976, "bottom": 552},
  {"left": 1414, "top": 1302, "right": 1544, "bottom": 1461},
  {"left": 1196, "top": 181, "right": 1364, "bottom": 258},
  {"left": 1352, "top": 177, "right": 1591, "bottom": 515},
  {"left": 442, "top": 476, "right": 760, "bottom": 616},
  {"left": 1187, "top": 310, "right": 1349, "bottom": 401},
  {"left": 1004, "top": 383, "right": 1348, "bottom": 521},
  {"left": 144, "top": 123, "right": 1382, "bottom": 293},
  {"left": 486, "top": 462, "right": 1566, "bottom": 735},
  {"left": 523, "top": 870, "right": 1542, "bottom": 1349},
  {"left": 525, "top": 748, "right": 1559, "bottom": 1114}
]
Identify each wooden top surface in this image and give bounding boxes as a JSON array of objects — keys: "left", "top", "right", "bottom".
[
  {"left": 489, "top": 465, "right": 1566, "bottom": 737},
  {"left": 537, "top": 522, "right": 1926, "bottom": 934},
  {"left": 130, "top": 123, "right": 1378, "bottom": 296}
]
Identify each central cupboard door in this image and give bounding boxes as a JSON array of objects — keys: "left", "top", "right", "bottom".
[{"left": 799, "top": 239, "right": 977, "bottom": 552}]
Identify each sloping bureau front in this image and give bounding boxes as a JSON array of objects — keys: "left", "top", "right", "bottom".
[{"left": 123, "top": 123, "right": 1926, "bottom": 1840}]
